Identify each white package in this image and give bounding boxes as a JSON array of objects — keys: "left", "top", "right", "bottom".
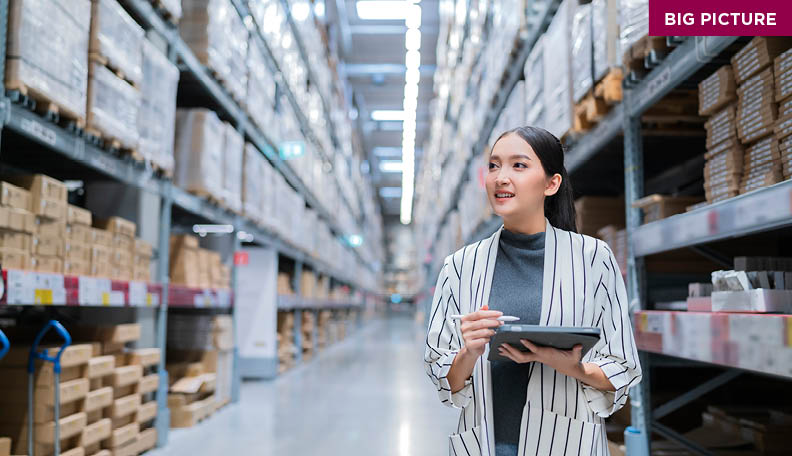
[
  {"left": 619, "top": 0, "right": 648, "bottom": 56},
  {"left": 246, "top": 36, "right": 277, "bottom": 132},
  {"left": 524, "top": 36, "right": 546, "bottom": 129},
  {"left": 242, "top": 143, "right": 264, "bottom": 223},
  {"left": 139, "top": 39, "right": 179, "bottom": 174},
  {"left": 222, "top": 122, "right": 244, "bottom": 213},
  {"left": 87, "top": 62, "right": 141, "bottom": 149},
  {"left": 571, "top": 3, "right": 593, "bottom": 103},
  {"left": 592, "top": 0, "right": 621, "bottom": 81},
  {"left": 89, "top": 0, "right": 145, "bottom": 86},
  {"left": 6, "top": 0, "right": 91, "bottom": 120},
  {"left": 174, "top": 108, "right": 224, "bottom": 197},
  {"left": 543, "top": 0, "right": 575, "bottom": 138}
]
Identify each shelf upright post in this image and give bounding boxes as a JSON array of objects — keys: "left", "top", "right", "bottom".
[
  {"left": 623, "top": 90, "right": 651, "bottom": 454},
  {"left": 230, "top": 218, "right": 243, "bottom": 402},
  {"left": 0, "top": 0, "right": 8, "bottom": 126},
  {"left": 154, "top": 191, "right": 172, "bottom": 447},
  {"left": 292, "top": 260, "right": 304, "bottom": 364}
]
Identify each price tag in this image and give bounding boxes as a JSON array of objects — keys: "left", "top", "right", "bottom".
[
  {"left": 129, "top": 282, "right": 146, "bottom": 307},
  {"left": 79, "top": 277, "right": 98, "bottom": 306},
  {"left": 102, "top": 292, "right": 111, "bottom": 306},
  {"left": 109, "top": 291, "right": 125, "bottom": 306},
  {"left": 34, "top": 289, "right": 53, "bottom": 305}
]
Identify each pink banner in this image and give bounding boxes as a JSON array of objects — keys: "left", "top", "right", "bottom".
[{"left": 649, "top": 0, "right": 792, "bottom": 36}]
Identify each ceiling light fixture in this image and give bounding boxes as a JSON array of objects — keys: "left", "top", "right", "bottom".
[
  {"left": 356, "top": 1, "right": 407, "bottom": 20},
  {"left": 401, "top": 0, "right": 420, "bottom": 225},
  {"left": 371, "top": 109, "right": 405, "bottom": 121}
]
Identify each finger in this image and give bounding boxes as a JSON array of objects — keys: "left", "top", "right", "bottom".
[
  {"left": 497, "top": 347, "right": 517, "bottom": 363},
  {"left": 464, "top": 329, "right": 496, "bottom": 340},
  {"left": 468, "top": 319, "right": 503, "bottom": 331},
  {"left": 572, "top": 344, "right": 583, "bottom": 360},
  {"left": 501, "top": 343, "right": 534, "bottom": 363},
  {"left": 520, "top": 339, "right": 539, "bottom": 352}
]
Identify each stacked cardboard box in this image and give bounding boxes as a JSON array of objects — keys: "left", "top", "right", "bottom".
[
  {"left": 166, "top": 315, "right": 233, "bottom": 426},
  {"left": 574, "top": 197, "right": 624, "bottom": 237},
  {"left": 221, "top": 122, "right": 243, "bottom": 214},
  {"left": 698, "top": 65, "right": 737, "bottom": 117},
  {"left": 5, "top": 0, "right": 91, "bottom": 123},
  {"left": 94, "top": 216, "right": 136, "bottom": 281},
  {"left": 241, "top": 143, "right": 264, "bottom": 224},
  {"left": 0, "top": 343, "right": 93, "bottom": 456},
  {"left": 301, "top": 311, "right": 315, "bottom": 361},
  {"left": 7, "top": 175, "right": 69, "bottom": 274},
  {"left": 632, "top": 194, "right": 704, "bottom": 224},
  {"left": 64, "top": 204, "right": 92, "bottom": 276},
  {"left": 740, "top": 136, "right": 783, "bottom": 194},
  {"left": 735, "top": 67, "right": 776, "bottom": 146},
  {"left": 703, "top": 136, "right": 743, "bottom": 203},
  {"left": 132, "top": 239, "right": 152, "bottom": 283},
  {"left": 169, "top": 234, "right": 230, "bottom": 289},
  {"left": 775, "top": 50, "right": 792, "bottom": 180},
  {"left": 316, "top": 310, "right": 331, "bottom": 351},
  {"left": 277, "top": 311, "right": 296, "bottom": 373},
  {"left": 0, "top": 181, "right": 35, "bottom": 270},
  {"left": 277, "top": 272, "right": 293, "bottom": 295}
]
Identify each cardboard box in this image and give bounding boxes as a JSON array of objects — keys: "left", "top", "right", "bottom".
[
  {"left": 136, "top": 373, "right": 159, "bottom": 395},
  {"left": 67, "top": 205, "right": 92, "bottom": 226},
  {"left": 33, "top": 412, "right": 87, "bottom": 444},
  {"left": 91, "top": 245, "right": 111, "bottom": 264},
  {"left": 79, "top": 418, "right": 111, "bottom": 448},
  {"left": 632, "top": 194, "right": 705, "bottom": 223},
  {"left": 0, "top": 230, "right": 31, "bottom": 250},
  {"left": 107, "top": 422, "right": 139, "bottom": 448},
  {"left": 2, "top": 344, "right": 92, "bottom": 369},
  {"left": 113, "top": 233, "right": 133, "bottom": 252},
  {"left": 64, "top": 259, "right": 90, "bottom": 276},
  {"left": 86, "top": 355, "right": 116, "bottom": 379},
  {"left": 30, "top": 196, "right": 67, "bottom": 220},
  {"left": 91, "top": 228, "right": 113, "bottom": 247},
  {"left": 0, "top": 181, "right": 31, "bottom": 210},
  {"left": 109, "top": 365, "right": 143, "bottom": 388},
  {"left": 64, "top": 241, "right": 91, "bottom": 263},
  {"left": 84, "top": 387, "right": 113, "bottom": 413},
  {"left": 32, "top": 255, "right": 63, "bottom": 274},
  {"left": 91, "top": 261, "right": 112, "bottom": 278},
  {"left": 133, "top": 238, "right": 153, "bottom": 257},
  {"left": 67, "top": 224, "right": 93, "bottom": 243},
  {"left": 8, "top": 174, "right": 67, "bottom": 202},
  {"left": 109, "top": 394, "right": 142, "bottom": 419},
  {"left": 133, "top": 264, "right": 151, "bottom": 282},
  {"left": 699, "top": 65, "right": 737, "bottom": 116},
  {"left": 135, "top": 402, "right": 157, "bottom": 424},
  {"left": 0, "top": 437, "right": 9, "bottom": 456},
  {"left": 731, "top": 37, "right": 792, "bottom": 85},
  {"left": 712, "top": 289, "right": 792, "bottom": 313},
  {"left": 82, "top": 323, "right": 141, "bottom": 344},
  {"left": 32, "top": 235, "right": 64, "bottom": 257},
  {"left": 94, "top": 216, "right": 135, "bottom": 238},
  {"left": 0, "top": 206, "right": 35, "bottom": 233},
  {"left": 127, "top": 348, "right": 160, "bottom": 367},
  {"left": 170, "top": 247, "right": 199, "bottom": 287},
  {"left": 574, "top": 196, "right": 625, "bottom": 237},
  {"left": 705, "top": 105, "right": 738, "bottom": 149},
  {"left": 170, "top": 233, "right": 199, "bottom": 250},
  {"left": 111, "top": 248, "right": 132, "bottom": 268}
]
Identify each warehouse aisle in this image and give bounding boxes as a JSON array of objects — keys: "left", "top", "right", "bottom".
[{"left": 148, "top": 315, "right": 458, "bottom": 455}]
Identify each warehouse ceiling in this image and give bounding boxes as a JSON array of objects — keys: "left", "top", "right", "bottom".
[{"left": 326, "top": 0, "right": 439, "bottom": 220}]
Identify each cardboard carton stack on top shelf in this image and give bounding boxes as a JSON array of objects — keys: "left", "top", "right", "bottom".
[
  {"left": 0, "top": 342, "right": 94, "bottom": 456},
  {"left": 166, "top": 315, "right": 233, "bottom": 427},
  {"left": 64, "top": 205, "right": 93, "bottom": 276},
  {"left": 774, "top": 49, "right": 792, "bottom": 179},
  {"left": 731, "top": 38, "right": 792, "bottom": 195},
  {"left": 94, "top": 216, "right": 136, "bottom": 282},
  {"left": 5, "top": 0, "right": 91, "bottom": 126},
  {"left": 86, "top": 0, "right": 143, "bottom": 152},
  {"left": 220, "top": 122, "right": 244, "bottom": 214}
]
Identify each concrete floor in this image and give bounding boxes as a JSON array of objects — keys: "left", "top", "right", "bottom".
[{"left": 148, "top": 314, "right": 458, "bottom": 455}]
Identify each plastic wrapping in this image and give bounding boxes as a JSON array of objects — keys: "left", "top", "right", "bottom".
[
  {"left": 241, "top": 143, "right": 264, "bottom": 223},
  {"left": 174, "top": 108, "right": 224, "bottom": 197},
  {"left": 543, "top": 0, "right": 574, "bottom": 138},
  {"left": 259, "top": 157, "right": 275, "bottom": 229},
  {"left": 86, "top": 62, "right": 141, "bottom": 149},
  {"left": 89, "top": 0, "right": 144, "bottom": 86},
  {"left": 524, "top": 36, "right": 545, "bottom": 129},
  {"left": 180, "top": 0, "right": 248, "bottom": 101},
  {"left": 619, "top": 0, "right": 648, "bottom": 56},
  {"left": 159, "top": 0, "right": 182, "bottom": 21},
  {"left": 138, "top": 39, "right": 179, "bottom": 174},
  {"left": 592, "top": 0, "right": 621, "bottom": 82},
  {"left": 222, "top": 122, "right": 244, "bottom": 213},
  {"left": 571, "top": 3, "right": 593, "bottom": 103},
  {"left": 5, "top": 0, "right": 91, "bottom": 120},
  {"left": 245, "top": 36, "right": 277, "bottom": 132}
]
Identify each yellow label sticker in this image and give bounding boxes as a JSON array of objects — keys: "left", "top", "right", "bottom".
[
  {"left": 146, "top": 293, "right": 153, "bottom": 307},
  {"left": 101, "top": 292, "right": 110, "bottom": 306},
  {"left": 34, "top": 289, "right": 53, "bottom": 305},
  {"left": 786, "top": 317, "right": 792, "bottom": 347},
  {"left": 639, "top": 313, "right": 648, "bottom": 332}
]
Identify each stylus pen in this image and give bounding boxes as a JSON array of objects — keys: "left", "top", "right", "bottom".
[{"left": 449, "top": 315, "right": 520, "bottom": 322}]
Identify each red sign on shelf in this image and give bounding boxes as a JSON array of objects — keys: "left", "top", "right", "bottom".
[{"left": 234, "top": 251, "right": 249, "bottom": 266}]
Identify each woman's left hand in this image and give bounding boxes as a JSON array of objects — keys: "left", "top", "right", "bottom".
[{"left": 498, "top": 340, "right": 584, "bottom": 378}]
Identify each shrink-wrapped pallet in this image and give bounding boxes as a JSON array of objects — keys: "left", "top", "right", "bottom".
[
  {"left": 592, "top": 0, "right": 621, "bottom": 82},
  {"left": 138, "top": 39, "right": 179, "bottom": 175},
  {"left": 5, "top": 0, "right": 91, "bottom": 121},
  {"left": 89, "top": 0, "right": 144, "bottom": 86},
  {"left": 221, "top": 122, "right": 244, "bottom": 214},
  {"left": 174, "top": 109, "right": 224, "bottom": 198},
  {"left": 180, "top": 0, "right": 248, "bottom": 101},
  {"left": 86, "top": 62, "right": 141, "bottom": 150},
  {"left": 159, "top": 0, "right": 182, "bottom": 22},
  {"left": 524, "top": 36, "right": 546, "bottom": 129},
  {"left": 246, "top": 36, "right": 277, "bottom": 132},
  {"left": 543, "top": 0, "right": 575, "bottom": 138},
  {"left": 260, "top": 157, "right": 276, "bottom": 228},
  {"left": 619, "top": 0, "right": 648, "bottom": 56},
  {"left": 571, "top": 3, "right": 593, "bottom": 103},
  {"left": 242, "top": 143, "right": 264, "bottom": 223}
]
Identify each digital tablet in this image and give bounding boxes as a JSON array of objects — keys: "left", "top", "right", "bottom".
[{"left": 487, "top": 325, "right": 601, "bottom": 362}]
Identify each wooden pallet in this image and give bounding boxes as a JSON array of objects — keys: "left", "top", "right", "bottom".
[
  {"left": 594, "top": 68, "right": 624, "bottom": 106},
  {"left": 84, "top": 126, "right": 143, "bottom": 162},
  {"left": 623, "top": 36, "right": 670, "bottom": 82},
  {"left": 149, "top": 0, "right": 180, "bottom": 24},
  {"left": 151, "top": 161, "right": 174, "bottom": 179},
  {"left": 89, "top": 53, "right": 139, "bottom": 89},
  {"left": 5, "top": 79, "right": 86, "bottom": 129}
]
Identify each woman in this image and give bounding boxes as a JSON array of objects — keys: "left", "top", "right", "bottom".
[{"left": 424, "top": 126, "right": 641, "bottom": 456}]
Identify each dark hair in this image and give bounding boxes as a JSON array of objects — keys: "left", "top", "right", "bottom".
[{"left": 493, "top": 126, "right": 577, "bottom": 232}]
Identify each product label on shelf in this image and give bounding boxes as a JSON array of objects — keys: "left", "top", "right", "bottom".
[
  {"left": 129, "top": 281, "right": 146, "bottom": 307},
  {"left": 5, "top": 270, "right": 32, "bottom": 305},
  {"left": 194, "top": 290, "right": 213, "bottom": 308},
  {"left": 20, "top": 117, "right": 56, "bottom": 146},
  {"left": 103, "top": 290, "right": 125, "bottom": 307},
  {"left": 216, "top": 289, "right": 231, "bottom": 308},
  {"left": 146, "top": 292, "right": 160, "bottom": 307}
]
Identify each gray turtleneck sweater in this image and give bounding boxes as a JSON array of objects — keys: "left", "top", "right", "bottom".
[{"left": 488, "top": 228, "right": 545, "bottom": 451}]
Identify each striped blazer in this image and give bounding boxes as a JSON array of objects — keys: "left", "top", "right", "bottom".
[{"left": 424, "top": 219, "right": 642, "bottom": 456}]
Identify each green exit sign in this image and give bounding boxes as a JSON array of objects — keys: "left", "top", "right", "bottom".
[{"left": 279, "top": 141, "right": 305, "bottom": 159}]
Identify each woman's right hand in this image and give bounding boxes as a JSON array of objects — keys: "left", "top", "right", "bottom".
[{"left": 460, "top": 309, "right": 504, "bottom": 359}]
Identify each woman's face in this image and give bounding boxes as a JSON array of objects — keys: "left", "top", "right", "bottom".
[{"left": 485, "top": 133, "right": 561, "bottom": 220}]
